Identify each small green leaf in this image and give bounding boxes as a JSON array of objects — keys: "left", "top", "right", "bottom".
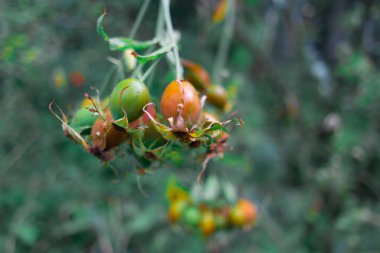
[
  {"left": 134, "top": 45, "right": 173, "bottom": 64},
  {"left": 210, "top": 123, "right": 228, "bottom": 132},
  {"left": 109, "top": 37, "right": 158, "bottom": 51},
  {"left": 96, "top": 11, "right": 109, "bottom": 41},
  {"left": 127, "top": 207, "right": 159, "bottom": 233},
  {"left": 96, "top": 12, "right": 157, "bottom": 51}
]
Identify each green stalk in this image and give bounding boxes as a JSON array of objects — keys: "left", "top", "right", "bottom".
[
  {"left": 141, "top": 58, "right": 161, "bottom": 82},
  {"left": 212, "top": 0, "right": 236, "bottom": 84},
  {"left": 161, "top": 0, "right": 183, "bottom": 80},
  {"left": 129, "top": 0, "right": 152, "bottom": 38}
]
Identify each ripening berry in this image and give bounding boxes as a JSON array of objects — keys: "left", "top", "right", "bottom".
[
  {"left": 168, "top": 200, "right": 188, "bottom": 223},
  {"left": 229, "top": 205, "right": 246, "bottom": 226},
  {"left": 182, "top": 60, "right": 211, "bottom": 92},
  {"left": 160, "top": 80, "right": 201, "bottom": 126},
  {"left": 200, "top": 211, "right": 216, "bottom": 236},
  {"left": 109, "top": 78, "right": 150, "bottom": 122},
  {"left": 238, "top": 199, "right": 258, "bottom": 224},
  {"left": 70, "top": 107, "right": 96, "bottom": 133},
  {"left": 91, "top": 109, "right": 128, "bottom": 150},
  {"left": 183, "top": 206, "right": 201, "bottom": 227},
  {"left": 70, "top": 99, "right": 97, "bottom": 133},
  {"left": 70, "top": 70, "right": 85, "bottom": 88},
  {"left": 214, "top": 212, "right": 228, "bottom": 229},
  {"left": 206, "top": 85, "right": 228, "bottom": 110}
]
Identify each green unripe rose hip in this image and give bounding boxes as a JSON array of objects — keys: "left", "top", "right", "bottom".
[
  {"left": 229, "top": 206, "right": 245, "bottom": 226},
  {"left": 215, "top": 214, "right": 227, "bottom": 229},
  {"left": 110, "top": 78, "right": 150, "bottom": 122},
  {"left": 168, "top": 200, "right": 188, "bottom": 223},
  {"left": 206, "top": 84, "right": 228, "bottom": 110},
  {"left": 183, "top": 206, "right": 201, "bottom": 227},
  {"left": 70, "top": 107, "right": 96, "bottom": 133}
]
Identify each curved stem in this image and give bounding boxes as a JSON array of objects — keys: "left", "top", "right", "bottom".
[
  {"left": 161, "top": 0, "right": 183, "bottom": 80},
  {"left": 141, "top": 58, "right": 161, "bottom": 83},
  {"left": 212, "top": 0, "right": 236, "bottom": 84}
]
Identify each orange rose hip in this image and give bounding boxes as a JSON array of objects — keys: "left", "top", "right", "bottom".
[{"left": 160, "top": 80, "right": 201, "bottom": 124}]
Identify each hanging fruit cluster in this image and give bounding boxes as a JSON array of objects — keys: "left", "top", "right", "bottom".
[
  {"left": 49, "top": 0, "right": 256, "bottom": 241},
  {"left": 49, "top": 2, "right": 241, "bottom": 174},
  {"left": 168, "top": 198, "right": 258, "bottom": 237},
  {"left": 50, "top": 72, "right": 238, "bottom": 167},
  {"left": 166, "top": 177, "right": 258, "bottom": 237}
]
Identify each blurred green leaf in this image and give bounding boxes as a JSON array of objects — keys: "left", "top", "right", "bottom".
[
  {"left": 127, "top": 207, "right": 159, "bottom": 234},
  {"left": 203, "top": 175, "right": 220, "bottom": 202},
  {"left": 17, "top": 223, "right": 39, "bottom": 245},
  {"left": 96, "top": 11, "right": 109, "bottom": 41},
  {"left": 222, "top": 180, "right": 237, "bottom": 203},
  {"left": 134, "top": 45, "right": 173, "bottom": 64},
  {"left": 109, "top": 37, "right": 158, "bottom": 51}
]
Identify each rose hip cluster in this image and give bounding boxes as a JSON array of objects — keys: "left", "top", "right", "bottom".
[
  {"left": 166, "top": 178, "right": 258, "bottom": 237},
  {"left": 51, "top": 60, "right": 236, "bottom": 168},
  {"left": 168, "top": 197, "right": 258, "bottom": 237}
]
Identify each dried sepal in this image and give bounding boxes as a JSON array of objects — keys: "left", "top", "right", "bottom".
[
  {"left": 84, "top": 88, "right": 106, "bottom": 121},
  {"left": 50, "top": 99, "right": 127, "bottom": 162},
  {"left": 129, "top": 122, "right": 169, "bottom": 165},
  {"left": 143, "top": 104, "right": 240, "bottom": 146},
  {"left": 49, "top": 100, "right": 90, "bottom": 149}
]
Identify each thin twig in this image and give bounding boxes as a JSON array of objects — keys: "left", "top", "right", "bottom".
[
  {"left": 162, "top": 0, "right": 183, "bottom": 79},
  {"left": 141, "top": 58, "right": 162, "bottom": 82},
  {"left": 2, "top": 133, "right": 40, "bottom": 176},
  {"left": 129, "top": 0, "right": 152, "bottom": 38},
  {"left": 137, "top": 175, "right": 149, "bottom": 198},
  {"left": 212, "top": 0, "right": 236, "bottom": 84}
]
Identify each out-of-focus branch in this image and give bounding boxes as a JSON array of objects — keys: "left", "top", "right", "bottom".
[{"left": 212, "top": 0, "right": 236, "bottom": 84}]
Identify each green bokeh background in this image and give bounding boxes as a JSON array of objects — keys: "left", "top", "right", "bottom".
[{"left": 1, "top": 0, "right": 380, "bottom": 252}]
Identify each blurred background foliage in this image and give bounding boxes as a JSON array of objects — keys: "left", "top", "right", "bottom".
[{"left": 1, "top": 0, "right": 380, "bottom": 252}]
